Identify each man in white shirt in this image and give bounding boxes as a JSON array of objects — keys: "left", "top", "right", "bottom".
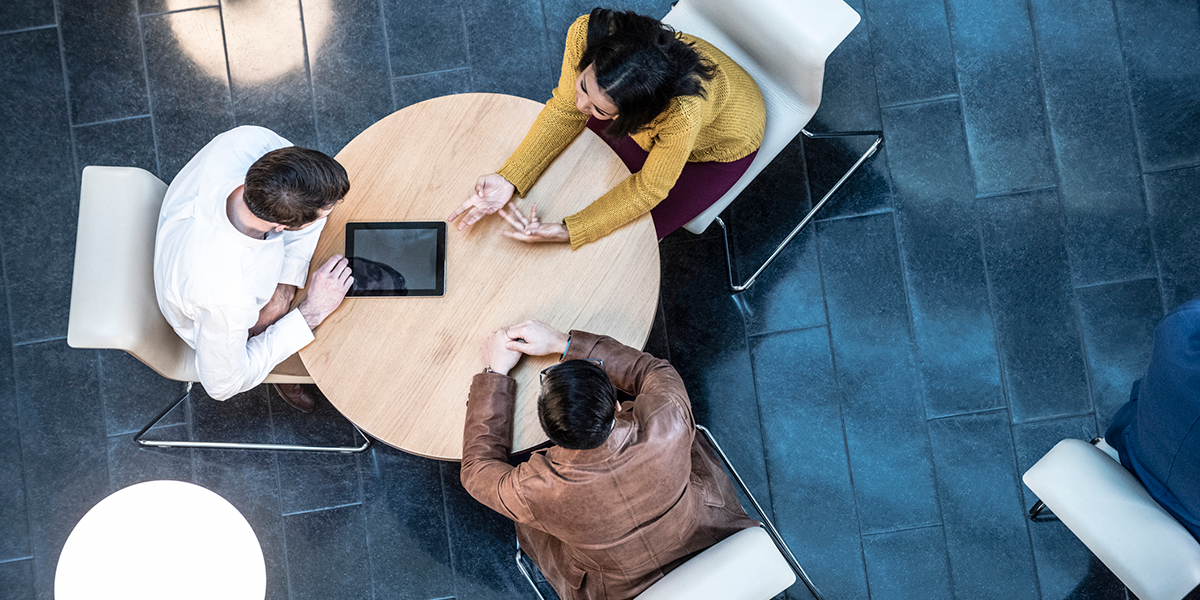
[{"left": 154, "top": 126, "right": 353, "bottom": 411}]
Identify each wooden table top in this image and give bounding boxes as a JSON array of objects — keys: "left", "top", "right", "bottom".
[{"left": 299, "top": 93, "right": 661, "bottom": 460}]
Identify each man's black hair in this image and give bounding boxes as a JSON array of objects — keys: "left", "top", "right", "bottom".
[
  {"left": 243, "top": 146, "right": 349, "bottom": 228},
  {"left": 538, "top": 359, "right": 618, "bottom": 450}
]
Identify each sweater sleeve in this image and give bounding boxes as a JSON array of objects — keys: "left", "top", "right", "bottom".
[{"left": 496, "top": 15, "right": 591, "bottom": 196}]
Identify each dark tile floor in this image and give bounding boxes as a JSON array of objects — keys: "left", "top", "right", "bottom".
[{"left": 2, "top": 0, "right": 1198, "bottom": 599}]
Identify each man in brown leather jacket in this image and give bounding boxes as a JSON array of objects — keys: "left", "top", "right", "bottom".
[{"left": 461, "top": 320, "right": 757, "bottom": 600}]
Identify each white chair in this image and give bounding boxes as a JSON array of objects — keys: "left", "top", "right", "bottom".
[
  {"left": 67, "top": 166, "right": 369, "bottom": 453},
  {"left": 516, "top": 425, "right": 824, "bottom": 600},
  {"left": 1023, "top": 438, "right": 1200, "bottom": 600},
  {"left": 664, "top": 0, "right": 883, "bottom": 292}
]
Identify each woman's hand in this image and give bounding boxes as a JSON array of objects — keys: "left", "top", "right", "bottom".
[
  {"left": 448, "top": 173, "right": 516, "bottom": 231},
  {"left": 498, "top": 203, "right": 571, "bottom": 244}
]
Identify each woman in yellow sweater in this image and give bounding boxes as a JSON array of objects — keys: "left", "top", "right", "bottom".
[{"left": 447, "top": 8, "right": 765, "bottom": 250}]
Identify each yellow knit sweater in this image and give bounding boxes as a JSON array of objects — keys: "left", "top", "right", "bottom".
[{"left": 497, "top": 14, "right": 766, "bottom": 249}]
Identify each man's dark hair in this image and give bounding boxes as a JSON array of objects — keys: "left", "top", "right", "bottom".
[
  {"left": 578, "top": 8, "right": 716, "bottom": 139},
  {"left": 243, "top": 146, "right": 350, "bottom": 228},
  {"left": 538, "top": 359, "right": 618, "bottom": 450}
]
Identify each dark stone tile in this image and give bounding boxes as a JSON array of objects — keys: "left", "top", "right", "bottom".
[
  {"left": 0, "top": 559, "right": 35, "bottom": 600},
  {"left": 1030, "top": 0, "right": 1154, "bottom": 288},
  {"left": 659, "top": 237, "right": 772, "bottom": 507},
  {"left": 0, "top": 0, "right": 54, "bottom": 32},
  {"left": 736, "top": 228, "right": 825, "bottom": 337},
  {"left": 944, "top": 0, "right": 1055, "bottom": 195},
  {"left": 441, "top": 461, "right": 530, "bottom": 600},
  {"left": 360, "top": 445, "right": 455, "bottom": 599},
  {"left": 1144, "top": 166, "right": 1200, "bottom": 309},
  {"left": 0, "top": 274, "right": 29, "bottom": 563},
  {"left": 817, "top": 214, "right": 940, "bottom": 532},
  {"left": 382, "top": 0, "right": 468, "bottom": 77},
  {"left": 751, "top": 328, "right": 869, "bottom": 600},
  {"left": 980, "top": 189, "right": 1091, "bottom": 422},
  {"left": 58, "top": 0, "right": 148, "bottom": 125},
  {"left": 541, "top": 0, "right": 596, "bottom": 51},
  {"left": 928, "top": 411, "right": 1039, "bottom": 600},
  {"left": 106, "top": 428, "right": 193, "bottom": 490},
  {"left": 98, "top": 349, "right": 186, "bottom": 436},
  {"left": 141, "top": 7, "right": 235, "bottom": 180},
  {"left": 276, "top": 451, "right": 361, "bottom": 516},
  {"left": 269, "top": 384, "right": 360, "bottom": 447},
  {"left": 861, "top": 526, "right": 954, "bottom": 600},
  {"left": 808, "top": 0, "right": 882, "bottom": 132},
  {"left": 805, "top": 136, "right": 893, "bottom": 221},
  {"left": 138, "top": 0, "right": 216, "bottom": 15},
  {"left": 192, "top": 449, "right": 289, "bottom": 600},
  {"left": 189, "top": 384, "right": 275, "bottom": 444},
  {"left": 392, "top": 68, "right": 471, "bottom": 109},
  {"left": 73, "top": 116, "right": 159, "bottom": 178},
  {"left": 0, "top": 29, "right": 80, "bottom": 343},
  {"left": 1076, "top": 279, "right": 1162, "bottom": 427},
  {"left": 222, "top": 0, "right": 317, "bottom": 149},
  {"left": 13, "top": 341, "right": 108, "bottom": 600},
  {"left": 865, "top": 0, "right": 959, "bottom": 108},
  {"left": 883, "top": 99, "right": 1004, "bottom": 418},
  {"left": 1112, "top": 0, "right": 1200, "bottom": 172},
  {"left": 463, "top": 0, "right": 551, "bottom": 101},
  {"left": 306, "top": 0, "right": 394, "bottom": 156},
  {"left": 1011, "top": 417, "right": 1126, "bottom": 600},
  {"left": 284, "top": 504, "right": 371, "bottom": 600},
  {"left": 641, "top": 294, "right": 669, "bottom": 361}
]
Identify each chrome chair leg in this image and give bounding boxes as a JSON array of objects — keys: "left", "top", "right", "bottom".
[
  {"left": 721, "top": 129, "right": 883, "bottom": 293},
  {"left": 515, "top": 536, "right": 547, "bottom": 600},
  {"left": 134, "top": 383, "right": 372, "bottom": 453},
  {"left": 697, "top": 424, "right": 827, "bottom": 600}
]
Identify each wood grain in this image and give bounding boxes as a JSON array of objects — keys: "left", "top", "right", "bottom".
[{"left": 299, "top": 93, "right": 661, "bottom": 460}]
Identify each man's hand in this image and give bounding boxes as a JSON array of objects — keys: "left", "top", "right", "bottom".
[
  {"left": 482, "top": 327, "right": 523, "bottom": 376},
  {"left": 298, "top": 255, "right": 353, "bottom": 330},
  {"left": 498, "top": 203, "right": 570, "bottom": 244},
  {"left": 249, "top": 283, "right": 297, "bottom": 338},
  {"left": 503, "top": 320, "right": 569, "bottom": 356},
  {"left": 448, "top": 173, "right": 516, "bottom": 231}
]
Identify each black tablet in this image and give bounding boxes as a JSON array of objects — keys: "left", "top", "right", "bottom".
[{"left": 344, "top": 222, "right": 446, "bottom": 297}]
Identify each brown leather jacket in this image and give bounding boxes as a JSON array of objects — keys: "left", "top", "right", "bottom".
[{"left": 461, "top": 331, "right": 756, "bottom": 600}]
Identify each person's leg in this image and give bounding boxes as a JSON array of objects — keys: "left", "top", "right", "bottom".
[{"left": 650, "top": 151, "right": 757, "bottom": 240}]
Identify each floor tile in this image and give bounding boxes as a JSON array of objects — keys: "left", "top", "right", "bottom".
[
  {"left": 980, "top": 189, "right": 1091, "bottom": 422},
  {"left": 393, "top": 69, "right": 471, "bottom": 109},
  {"left": 642, "top": 295, "right": 670, "bottom": 360},
  {"left": 1144, "top": 166, "right": 1200, "bottom": 309},
  {"left": 137, "top": 0, "right": 215, "bottom": 15},
  {"left": 58, "top": 0, "right": 148, "bottom": 125},
  {"left": 222, "top": 0, "right": 317, "bottom": 149},
  {"left": 305, "top": 0, "right": 394, "bottom": 156},
  {"left": 0, "top": 28, "right": 80, "bottom": 344},
  {"left": 751, "top": 327, "right": 869, "bottom": 600},
  {"left": 805, "top": 136, "right": 893, "bottom": 222},
  {"left": 73, "top": 116, "right": 159, "bottom": 178},
  {"left": 382, "top": 0, "right": 468, "bottom": 78},
  {"left": 1030, "top": 0, "right": 1154, "bottom": 288},
  {"left": 1112, "top": 0, "right": 1200, "bottom": 172},
  {"left": 441, "top": 461, "right": 533, "bottom": 599},
  {"left": 0, "top": 274, "right": 29, "bottom": 563},
  {"left": 808, "top": 0, "right": 882, "bottom": 132},
  {"left": 861, "top": 526, "right": 954, "bottom": 600},
  {"left": 0, "top": 559, "right": 35, "bottom": 600},
  {"left": 541, "top": 1, "right": 599, "bottom": 51},
  {"left": 276, "top": 450, "right": 361, "bottom": 516},
  {"left": 141, "top": 7, "right": 235, "bottom": 179},
  {"left": 360, "top": 445, "right": 455, "bottom": 599},
  {"left": 882, "top": 99, "right": 1004, "bottom": 418},
  {"left": 928, "top": 411, "right": 1039, "bottom": 600},
  {"left": 189, "top": 384, "right": 275, "bottom": 445},
  {"left": 1075, "top": 279, "right": 1162, "bottom": 427},
  {"left": 817, "top": 214, "right": 940, "bottom": 532},
  {"left": 463, "top": 0, "right": 551, "bottom": 101},
  {"left": 865, "top": 0, "right": 958, "bottom": 108},
  {"left": 944, "top": 0, "right": 1055, "bottom": 195},
  {"left": 0, "top": 0, "right": 54, "bottom": 32},
  {"left": 106, "top": 428, "right": 193, "bottom": 491},
  {"left": 284, "top": 504, "right": 372, "bottom": 600},
  {"left": 98, "top": 349, "right": 186, "bottom": 436},
  {"left": 736, "top": 228, "right": 826, "bottom": 337},
  {"left": 269, "top": 384, "right": 362, "bottom": 448}
]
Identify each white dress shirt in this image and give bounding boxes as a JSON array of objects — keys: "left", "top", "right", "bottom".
[{"left": 154, "top": 126, "right": 324, "bottom": 400}]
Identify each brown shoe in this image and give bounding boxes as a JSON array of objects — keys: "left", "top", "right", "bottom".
[{"left": 273, "top": 383, "right": 316, "bottom": 413}]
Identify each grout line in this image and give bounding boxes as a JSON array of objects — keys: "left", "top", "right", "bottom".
[
  {"left": 439, "top": 462, "right": 461, "bottom": 600},
  {"left": 52, "top": 0, "right": 81, "bottom": 191},
  {"left": 812, "top": 206, "right": 892, "bottom": 225},
  {"left": 0, "top": 24, "right": 58, "bottom": 36},
  {"left": 974, "top": 184, "right": 1056, "bottom": 200},
  {"left": 281, "top": 501, "right": 363, "bottom": 517},
  {"left": 375, "top": 0, "right": 398, "bottom": 112},
  {"left": 391, "top": 66, "right": 470, "bottom": 81},
  {"left": 860, "top": 521, "right": 945, "bottom": 537},
  {"left": 880, "top": 94, "right": 960, "bottom": 111},
  {"left": 214, "top": 1, "right": 236, "bottom": 124},
  {"left": 746, "top": 322, "right": 828, "bottom": 340},
  {"left": 134, "top": 0, "right": 162, "bottom": 177},
  {"left": 73, "top": 113, "right": 153, "bottom": 129},
  {"left": 0, "top": 556, "right": 33, "bottom": 565},
  {"left": 926, "top": 406, "right": 1007, "bottom": 422},
  {"left": 1073, "top": 275, "right": 1159, "bottom": 290},
  {"left": 12, "top": 335, "right": 66, "bottom": 347},
  {"left": 1142, "top": 162, "right": 1200, "bottom": 175},
  {"left": 459, "top": 4, "right": 473, "bottom": 90},
  {"left": 358, "top": 450, "right": 376, "bottom": 600},
  {"left": 297, "top": 0, "right": 322, "bottom": 150},
  {"left": 139, "top": 5, "right": 219, "bottom": 19}
]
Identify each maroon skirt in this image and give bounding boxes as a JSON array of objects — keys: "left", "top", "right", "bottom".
[{"left": 586, "top": 117, "right": 757, "bottom": 240}]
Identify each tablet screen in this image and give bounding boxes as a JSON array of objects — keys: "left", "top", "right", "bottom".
[{"left": 345, "top": 222, "right": 446, "bottom": 297}]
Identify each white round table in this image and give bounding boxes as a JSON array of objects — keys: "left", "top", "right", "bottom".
[{"left": 55, "top": 480, "right": 266, "bottom": 600}]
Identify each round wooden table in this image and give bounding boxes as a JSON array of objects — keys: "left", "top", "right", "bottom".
[{"left": 300, "top": 93, "right": 661, "bottom": 460}]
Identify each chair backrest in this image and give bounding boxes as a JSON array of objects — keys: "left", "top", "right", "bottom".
[
  {"left": 634, "top": 526, "right": 796, "bottom": 600},
  {"left": 1023, "top": 438, "right": 1200, "bottom": 600},
  {"left": 663, "top": 0, "right": 862, "bottom": 234},
  {"left": 68, "top": 166, "right": 198, "bottom": 382}
]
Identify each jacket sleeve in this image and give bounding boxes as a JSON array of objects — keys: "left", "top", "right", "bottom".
[
  {"left": 460, "top": 373, "right": 539, "bottom": 524},
  {"left": 563, "top": 331, "right": 693, "bottom": 424}
]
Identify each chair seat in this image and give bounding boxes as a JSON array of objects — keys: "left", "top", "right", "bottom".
[
  {"left": 634, "top": 526, "right": 796, "bottom": 600},
  {"left": 1023, "top": 438, "right": 1200, "bottom": 600}
]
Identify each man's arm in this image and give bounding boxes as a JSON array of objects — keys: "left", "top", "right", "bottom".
[{"left": 194, "top": 303, "right": 314, "bottom": 400}]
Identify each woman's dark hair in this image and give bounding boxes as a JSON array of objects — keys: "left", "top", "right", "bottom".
[
  {"left": 243, "top": 146, "right": 350, "bottom": 228},
  {"left": 538, "top": 359, "right": 618, "bottom": 450},
  {"left": 578, "top": 8, "right": 716, "bottom": 139}
]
